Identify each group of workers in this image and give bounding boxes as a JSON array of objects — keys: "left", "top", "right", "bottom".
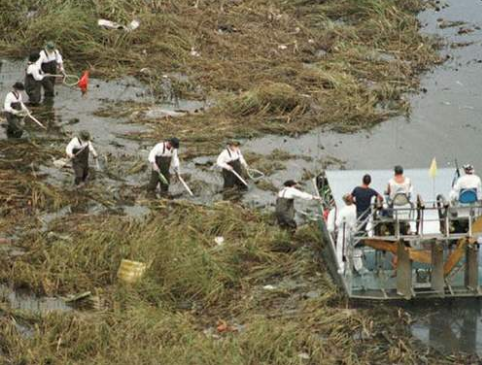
[
  {"left": 6, "top": 42, "right": 481, "bottom": 237},
  {"left": 3, "top": 42, "right": 64, "bottom": 138},
  {"left": 330, "top": 164, "right": 481, "bottom": 273}
]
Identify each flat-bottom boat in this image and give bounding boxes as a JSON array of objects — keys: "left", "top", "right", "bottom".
[{"left": 314, "top": 168, "right": 482, "bottom": 300}]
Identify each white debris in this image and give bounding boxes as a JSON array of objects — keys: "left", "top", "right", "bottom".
[
  {"left": 214, "top": 236, "right": 225, "bottom": 246},
  {"left": 298, "top": 353, "right": 310, "bottom": 360},
  {"left": 98, "top": 19, "right": 140, "bottom": 32},
  {"left": 263, "top": 285, "right": 276, "bottom": 290},
  {"left": 278, "top": 44, "right": 288, "bottom": 50},
  {"left": 190, "top": 47, "right": 200, "bottom": 57}
]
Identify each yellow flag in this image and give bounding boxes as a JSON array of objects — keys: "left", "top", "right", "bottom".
[{"left": 429, "top": 158, "right": 437, "bottom": 178}]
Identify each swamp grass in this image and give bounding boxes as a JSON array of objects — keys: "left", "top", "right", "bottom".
[
  {"left": 0, "top": 0, "right": 441, "bottom": 151},
  {"left": 0, "top": 203, "right": 474, "bottom": 364}
]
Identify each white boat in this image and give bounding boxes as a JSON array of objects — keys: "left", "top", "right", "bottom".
[{"left": 314, "top": 168, "right": 482, "bottom": 300}]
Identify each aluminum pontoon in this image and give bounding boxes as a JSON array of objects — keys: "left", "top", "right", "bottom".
[{"left": 314, "top": 168, "right": 482, "bottom": 300}]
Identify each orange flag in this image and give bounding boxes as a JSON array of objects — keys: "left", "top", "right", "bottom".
[{"left": 78, "top": 71, "right": 89, "bottom": 94}]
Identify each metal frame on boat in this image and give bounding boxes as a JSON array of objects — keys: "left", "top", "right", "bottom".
[{"left": 314, "top": 168, "right": 482, "bottom": 301}]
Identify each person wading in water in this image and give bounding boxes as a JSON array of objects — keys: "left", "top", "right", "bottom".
[
  {"left": 147, "top": 137, "right": 180, "bottom": 198},
  {"left": 275, "top": 180, "right": 321, "bottom": 232},
  {"left": 3, "top": 82, "right": 29, "bottom": 138},
  {"left": 216, "top": 140, "right": 249, "bottom": 192},
  {"left": 25, "top": 53, "right": 45, "bottom": 106},
  {"left": 65, "top": 131, "right": 98, "bottom": 186},
  {"left": 37, "top": 41, "right": 65, "bottom": 98}
]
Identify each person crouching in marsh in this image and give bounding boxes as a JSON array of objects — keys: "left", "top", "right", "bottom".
[
  {"left": 275, "top": 180, "right": 321, "bottom": 232},
  {"left": 3, "top": 82, "right": 29, "bottom": 138},
  {"left": 37, "top": 41, "right": 65, "bottom": 98},
  {"left": 65, "top": 131, "right": 98, "bottom": 186},
  {"left": 216, "top": 140, "right": 249, "bottom": 191},
  {"left": 25, "top": 53, "right": 45, "bottom": 106},
  {"left": 147, "top": 137, "right": 180, "bottom": 198}
]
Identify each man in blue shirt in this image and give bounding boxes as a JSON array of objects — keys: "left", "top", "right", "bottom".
[{"left": 351, "top": 174, "right": 382, "bottom": 222}]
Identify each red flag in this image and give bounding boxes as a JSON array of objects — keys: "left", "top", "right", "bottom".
[{"left": 78, "top": 71, "right": 89, "bottom": 93}]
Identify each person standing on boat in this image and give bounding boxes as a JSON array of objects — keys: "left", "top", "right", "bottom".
[
  {"left": 25, "top": 53, "right": 45, "bottom": 106},
  {"left": 335, "top": 194, "right": 357, "bottom": 274},
  {"left": 3, "top": 82, "right": 29, "bottom": 138},
  {"left": 37, "top": 41, "right": 65, "bottom": 98},
  {"left": 450, "top": 164, "right": 482, "bottom": 201},
  {"left": 147, "top": 137, "right": 180, "bottom": 197},
  {"left": 275, "top": 180, "right": 321, "bottom": 231},
  {"left": 351, "top": 174, "right": 382, "bottom": 224},
  {"left": 66, "top": 131, "right": 98, "bottom": 186},
  {"left": 216, "top": 140, "right": 248, "bottom": 190},
  {"left": 386, "top": 165, "right": 413, "bottom": 201}
]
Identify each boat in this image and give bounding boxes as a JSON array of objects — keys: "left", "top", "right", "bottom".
[{"left": 313, "top": 168, "right": 482, "bottom": 300}]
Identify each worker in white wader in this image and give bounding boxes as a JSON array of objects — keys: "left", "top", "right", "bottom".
[
  {"left": 450, "top": 164, "right": 482, "bottom": 202},
  {"left": 216, "top": 140, "right": 248, "bottom": 190},
  {"left": 36, "top": 41, "right": 65, "bottom": 98},
  {"left": 3, "top": 82, "right": 29, "bottom": 138},
  {"left": 25, "top": 53, "right": 45, "bottom": 106},
  {"left": 147, "top": 137, "right": 180, "bottom": 197},
  {"left": 335, "top": 194, "right": 357, "bottom": 274},
  {"left": 275, "top": 180, "right": 321, "bottom": 232},
  {"left": 66, "top": 131, "right": 98, "bottom": 186}
]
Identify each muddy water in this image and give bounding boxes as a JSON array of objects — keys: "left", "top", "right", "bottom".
[{"left": 0, "top": 285, "right": 71, "bottom": 314}]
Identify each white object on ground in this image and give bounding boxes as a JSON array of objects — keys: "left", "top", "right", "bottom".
[
  {"left": 98, "top": 19, "right": 140, "bottom": 31},
  {"left": 214, "top": 237, "right": 225, "bottom": 246}
]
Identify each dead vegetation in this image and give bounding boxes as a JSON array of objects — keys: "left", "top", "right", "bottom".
[
  {"left": 1, "top": 0, "right": 440, "bottom": 151},
  {"left": 0, "top": 203, "right": 469, "bottom": 364}
]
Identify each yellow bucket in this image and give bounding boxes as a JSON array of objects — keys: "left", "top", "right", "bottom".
[{"left": 117, "top": 259, "right": 147, "bottom": 284}]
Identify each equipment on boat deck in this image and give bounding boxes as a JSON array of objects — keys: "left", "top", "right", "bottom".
[{"left": 315, "top": 168, "right": 482, "bottom": 301}]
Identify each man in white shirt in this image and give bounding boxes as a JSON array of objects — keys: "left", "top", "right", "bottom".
[
  {"left": 216, "top": 140, "right": 248, "bottom": 190},
  {"left": 66, "top": 130, "right": 98, "bottom": 186},
  {"left": 25, "top": 53, "right": 45, "bottom": 105},
  {"left": 450, "top": 164, "right": 482, "bottom": 201},
  {"left": 147, "top": 137, "right": 180, "bottom": 197},
  {"left": 275, "top": 180, "right": 321, "bottom": 231},
  {"left": 37, "top": 41, "right": 64, "bottom": 97},
  {"left": 386, "top": 165, "right": 413, "bottom": 202},
  {"left": 3, "top": 82, "right": 29, "bottom": 138},
  {"left": 335, "top": 194, "right": 357, "bottom": 274}
]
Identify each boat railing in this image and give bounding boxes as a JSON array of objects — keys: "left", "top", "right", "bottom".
[
  {"left": 333, "top": 199, "right": 482, "bottom": 299},
  {"left": 352, "top": 200, "right": 482, "bottom": 242}
]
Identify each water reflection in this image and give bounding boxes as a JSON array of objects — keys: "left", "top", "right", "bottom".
[{"left": 411, "top": 301, "right": 482, "bottom": 356}]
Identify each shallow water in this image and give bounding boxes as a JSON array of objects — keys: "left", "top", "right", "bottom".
[
  {"left": 0, "top": 285, "right": 71, "bottom": 314},
  {"left": 244, "top": 0, "right": 482, "bottom": 172}
]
